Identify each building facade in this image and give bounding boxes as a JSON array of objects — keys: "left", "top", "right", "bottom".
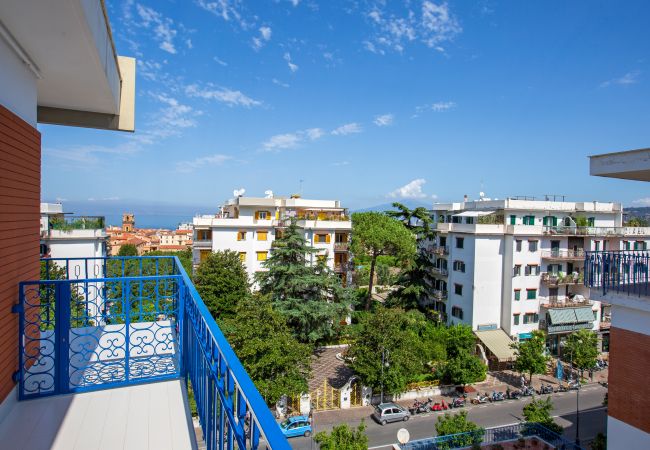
[
  {"left": 40, "top": 203, "right": 107, "bottom": 260},
  {"left": 193, "top": 195, "right": 352, "bottom": 285},
  {"left": 427, "top": 197, "right": 647, "bottom": 354},
  {"left": 587, "top": 148, "right": 650, "bottom": 448}
]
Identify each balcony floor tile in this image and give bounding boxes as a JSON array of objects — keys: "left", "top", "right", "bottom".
[{"left": 0, "top": 380, "right": 197, "bottom": 450}]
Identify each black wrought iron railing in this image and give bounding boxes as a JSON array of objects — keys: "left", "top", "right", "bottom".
[{"left": 585, "top": 250, "right": 650, "bottom": 297}]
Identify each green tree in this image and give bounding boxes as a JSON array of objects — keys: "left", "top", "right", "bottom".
[
  {"left": 445, "top": 325, "right": 476, "bottom": 359},
  {"left": 146, "top": 248, "right": 192, "bottom": 274},
  {"left": 256, "top": 219, "right": 349, "bottom": 344},
  {"left": 39, "top": 262, "right": 90, "bottom": 328},
  {"left": 351, "top": 212, "right": 416, "bottom": 310},
  {"left": 435, "top": 411, "right": 484, "bottom": 449},
  {"left": 522, "top": 397, "right": 563, "bottom": 434},
  {"left": 348, "top": 307, "right": 422, "bottom": 394},
  {"left": 385, "top": 202, "right": 435, "bottom": 238},
  {"left": 441, "top": 351, "right": 487, "bottom": 386},
  {"left": 590, "top": 433, "right": 607, "bottom": 450},
  {"left": 118, "top": 243, "right": 138, "bottom": 256},
  {"left": 563, "top": 329, "right": 599, "bottom": 379},
  {"left": 220, "top": 296, "right": 311, "bottom": 404},
  {"left": 314, "top": 421, "right": 368, "bottom": 450},
  {"left": 511, "top": 330, "right": 549, "bottom": 383},
  {"left": 193, "top": 250, "right": 250, "bottom": 321}
]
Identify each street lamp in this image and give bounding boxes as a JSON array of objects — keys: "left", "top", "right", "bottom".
[{"left": 380, "top": 348, "right": 390, "bottom": 404}]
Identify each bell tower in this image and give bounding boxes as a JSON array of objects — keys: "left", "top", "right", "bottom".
[{"left": 122, "top": 213, "right": 135, "bottom": 232}]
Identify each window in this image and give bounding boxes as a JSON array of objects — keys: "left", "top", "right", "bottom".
[
  {"left": 257, "top": 231, "right": 268, "bottom": 241},
  {"left": 510, "top": 215, "right": 517, "bottom": 225},
  {"left": 335, "top": 233, "right": 348, "bottom": 243},
  {"left": 634, "top": 241, "right": 647, "bottom": 250},
  {"left": 451, "top": 306, "right": 464, "bottom": 320},
  {"left": 513, "top": 265, "right": 521, "bottom": 276},
  {"left": 515, "top": 240, "right": 522, "bottom": 252},
  {"left": 454, "top": 284, "right": 463, "bottom": 296},
  {"left": 256, "top": 211, "right": 269, "bottom": 220},
  {"left": 237, "top": 231, "right": 246, "bottom": 241},
  {"left": 543, "top": 216, "right": 558, "bottom": 226},
  {"left": 593, "top": 310, "right": 598, "bottom": 320},
  {"left": 197, "top": 230, "right": 212, "bottom": 240},
  {"left": 513, "top": 314, "right": 520, "bottom": 325},
  {"left": 523, "top": 313, "right": 539, "bottom": 324},
  {"left": 528, "top": 240, "right": 538, "bottom": 252},
  {"left": 256, "top": 251, "right": 268, "bottom": 261},
  {"left": 523, "top": 215, "right": 535, "bottom": 225},
  {"left": 525, "top": 265, "right": 540, "bottom": 276},
  {"left": 526, "top": 289, "right": 537, "bottom": 300},
  {"left": 239, "top": 252, "right": 246, "bottom": 262},
  {"left": 514, "top": 289, "right": 521, "bottom": 301},
  {"left": 623, "top": 240, "right": 630, "bottom": 250},
  {"left": 453, "top": 260, "right": 466, "bottom": 272},
  {"left": 452, "top": 216, "right": 462, "bottom": 224},
  {"left": 314, "top": 233, "right": 330, "bottom": 243},
  {"left": 465, "top": 217, "right": 474, "bottom": 225},
  {"left": 588, "top": 217, "right": 595, "bottom": 227},
  {"left": 439, "top": 237, "right": 447, "bottom": 247},
  {"left": 594, "top": 241, "right": 600, "bottom": 251},
  {"left": 456, "top": 237, "right": 464, "bottom": 249},
  {"left": 200, "top": 250, "right": 211, "bottom": 263}
]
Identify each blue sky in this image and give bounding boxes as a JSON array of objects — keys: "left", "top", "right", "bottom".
[{"left": 41, "top": 0, "right": 650, "bottom": 212}]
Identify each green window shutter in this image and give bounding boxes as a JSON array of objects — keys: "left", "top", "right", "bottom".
[
  {"left": 552, "top": 216, "right": 558, "bottom": 226},
  {"left": 510, "top": 215, "right": 516, "bottom": 225},
  {"left": 527, "top": 289, "right": 537, "bottom": 300},
  {"left": 543, "top": 217, "right": 548, "bottom": 226}
]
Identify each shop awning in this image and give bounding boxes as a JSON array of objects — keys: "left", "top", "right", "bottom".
[
  {"left": 548, "top": 308, "right": 594, "bottom": 325},
  {"left": 475, "top": 329, "right": 516, "bottom": 362}
]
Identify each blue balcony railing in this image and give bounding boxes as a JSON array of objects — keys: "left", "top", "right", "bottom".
[
  {"left": 585, "top": 250, "right": 650, "bottom": 297},
  {"left": 17, "top": 256, "right": 290, "bottom": 450},
  {"left": 401, "top": 422, "right": 582, "bottom": 450}
]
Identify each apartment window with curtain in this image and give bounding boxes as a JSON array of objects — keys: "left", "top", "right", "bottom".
[
  {"left": 513, "top": 314, "right": 520, "bottom": 325},
  {"left": 623, "top": 240, "right": 630, "bottom": 250},
  {"left": 542, "top": 216, "right": 558, "bottom": 226},
  {"left": 453, "top": 260, "right": 466, "bottom": 272},
  {"left": 237, "top": 231, "right": 246, "bottom": 241},
  {"left": 256, "top": 251, "right": 268, "bottom": 261},
  {"left": 197, "top": 230, "right": 212, "bottom": 240},
  {"left": 257, "top": 231, "right": 268, "bottom": 241},
  {"left": 526, "top": 289, "right": 537, "bottom": 300},
  {"left": 523, "top": 313, "right": 539, "bottom": 324},
  {"left": 514, "top": 289, "right": 521, "bottom": 301},
  {"left": 452, "top": 306, "right": 464, "bottom": 320},
  {"left": 314, "top": 233, "right": 330, "bottom": 243},
  {"left": 513, "top": 265, "right": 521, "bottom": 276},
  {"left": 525, "top": 264, "right": 540, "bottom": 276},
  {"left": 516, "top": 240, "right": 522, "bottom": 252},
  {"left": 255, "top": 211, "right": 269, "bottom": 220},
  {"left": 588, "top": 217, "right": 595, "bottom": 227},
  {"left": 528, "top": 240, "right": 538, "bottom": 252},
  {"left": 523, "top": 215, "right": 535, "bottom": 225},
  {"left": 456, "top": 237, "right": 464, "bottom": 249}
]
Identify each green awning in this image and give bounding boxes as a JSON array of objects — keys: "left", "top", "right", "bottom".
[{"left": 548, "top": 308, "right": 594, "bottom": 325}]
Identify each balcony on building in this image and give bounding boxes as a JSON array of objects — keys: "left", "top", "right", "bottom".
[
  {"left": 41, "top": 215, "right": 107, "bottom": 239},
  {"left": 432, "top": 266, "right": 449, "bottom": 277},
  {"left": 433, "top": 289, "right": 448, "bottom": 300},
  {"left": 0, "top": 256, "right": 289, "bottom": 449},
  {"left": 541, "top": 249, "right": 585, "bottom": 260},
  {"left": 585, "top": 249, "right": 650, "bottom": 308},
  {"left": 193, "top": 228, "right": 213, "bottom": 248},
  {"left": 540, "top": 271, "right": 583, "bottom": 286}
]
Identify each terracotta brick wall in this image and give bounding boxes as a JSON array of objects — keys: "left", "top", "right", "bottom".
[
  {"left": 0, "top": 104, "right": 41, "bottom": 403},
  {"left": 608, "top": 326, "right": 650, "bottom": 434}
]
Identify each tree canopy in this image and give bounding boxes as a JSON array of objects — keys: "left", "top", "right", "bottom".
[
  {"left": 435, "top": 411, "right": 484, "bottom": 448},
  {"left": 255, "top": 218, "right": 349, "bottom": 344},
  {"left": 563, "top": 329, "right": 599, "bottom": 377},
  {"left": 193, "top": 250, "right": 250, "bottom": 321},
  {"left": 511, "top": 330, "right": 549, "bottom": 383},
  {"left": 117, "top": 243, "right": 138, "bottom": 256},
  {"left": 522, "top": 397, "right": 563, "bottom": 434},
  {"left": 351, "top": 212, "right": 416, "bottom": 310},
  {"left": 146, "top": 248, "right": 192, "bottom": 274},
  {"left": 314, "top": 421, "right": 368, "bottom": 450},
  {"left": 220, "top": 296, "right": 311, "bottom": 404}
]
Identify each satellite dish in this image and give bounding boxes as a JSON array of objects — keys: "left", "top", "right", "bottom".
[
  {"left": 397, "top": 428, "right": 410, "bottom": 444},
  {"left": 264, "top": 190, "right": 274, "bottom": 199},
  {"left": 233, "top": 188, "right": 246, "bottom": 197}
]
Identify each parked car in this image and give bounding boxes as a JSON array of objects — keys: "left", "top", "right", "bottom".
[
  {"left": 279, "top": 416, "right": 312, "bottom": 438},
  {"left": 372, "top": 402, "right": 410, "bottom": 426}
]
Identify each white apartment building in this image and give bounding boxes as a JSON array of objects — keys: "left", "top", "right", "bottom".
[
  {"left": 40, "top": 203, "right": 107, "bottom": 266},
  {"left": 427, "top": 196, "right": 649, "bottom": 360},
  {"left": 157, "top": 229, "right": 192, "bottom": 247},
  {"left": 193, "top": 195, "right": 352, "bottom": 285}
]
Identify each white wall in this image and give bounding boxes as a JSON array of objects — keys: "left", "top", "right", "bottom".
[
  {"left": 472, "top": 237, "right": 504, "bottom": 330},
  {"left": 607, "top": 416, "right": 650, "bottom": 449},
  {"left": 0, "top": 36, "right": 37, "bottom": 125}
]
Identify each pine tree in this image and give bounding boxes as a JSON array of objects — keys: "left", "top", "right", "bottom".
[{"left": 256, "top": 219, "right": 349, "bottom": 344}]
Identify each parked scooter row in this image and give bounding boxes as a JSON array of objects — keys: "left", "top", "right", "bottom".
[{"left": 408, "top": 398, "right": 452, "bottom": 415}]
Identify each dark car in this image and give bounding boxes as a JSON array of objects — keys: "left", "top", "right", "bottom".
[{"left": 371, "top": 402, "right": 410, "bottom": 425}]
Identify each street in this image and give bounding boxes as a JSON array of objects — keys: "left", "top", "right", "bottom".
[{"left": 289, "top": 384, "right": 608, "bottom": 449}]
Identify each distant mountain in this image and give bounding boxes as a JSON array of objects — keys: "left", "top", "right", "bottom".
[
  {"left": 624, "top": 206, "right": 650, "bottom": 219},
  {"left": 354, "top": 199, "right": 432, "bottom": 213}
]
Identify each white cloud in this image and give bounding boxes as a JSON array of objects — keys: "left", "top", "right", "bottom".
[
  {"left": 430, "top": 101, "right": 456, "bottom": 111},
  {"left": 260, "top": 26, "right": 272, "bottom": 40},
  {"left": 364, "top": 1, "right": 461, "bottom": 54},
  {"left": 213, "top": 56, "right": 228, "bottom": 66},
  {"left": 44, "top": 142, "right": 141, "bottom": 165},
  {"left": 289, "top": 0, "right": 300, "bottom": 6},
  {"left": 632, "top": 198, "right": 650, "bottom": 206},
  {"left": 600, "top": 71, "right": 641, "bottom": 88},
  {"left": 185, "top": 83, "right": 262, "bottom": 107},
  {"left": 196, "top": 0, "right": 247, "bottom": 29},
  {"left": 261, "top": 127, "right": 325, "bottom": 152},
  {"left": 151, "top": 93, "right": 198, "bottom": 130},
  {"left": 284, "top": 52, "right": 299, "bottom": 72},
  {"left": 332, "top": 161, "right": 350, "bottom": 167},
  {"left": 136, "top": 4, "right": 178, "bottom": 54},
  {"left": 374, "top": 114, "right": 394, "bottom": 126},
  {"left": 272, "top": 78, "right": 290, "bottom": 88},
  {"left": 332, "top": 122, "right": 362, "bottom": 136},
  {"left": 252, "top": 26, "right": 272, "bottom": 50},
  {"left": 388, "top": 179, "right": 431, "bottom": 199},
  {"left": 176, "top": 154, "right": 231, "bottom": 173},
  {"left": 186, "top": 39, "right": 193, "bottom": 49}
]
